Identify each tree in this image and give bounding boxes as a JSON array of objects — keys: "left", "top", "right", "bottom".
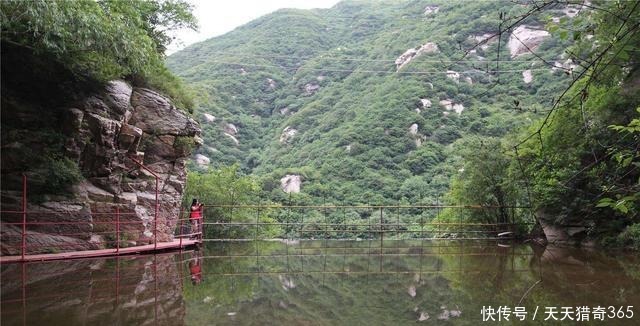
[{"left": 0, "top": 0, "right": 196, "bottom": 109}]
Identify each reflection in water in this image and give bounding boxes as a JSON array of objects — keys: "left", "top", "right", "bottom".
[
  {"left": 1, "top": 252, "right": 189, "bottom": 326},
  {"left": 2, "top": 240, "right": 639, "bottom": 325}
]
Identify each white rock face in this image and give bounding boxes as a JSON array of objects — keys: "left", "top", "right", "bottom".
[
  {"left": 464, "top": 76, "right": 473, "bottom": 85},
  {"left": 194, "top": 154, "right": 210, "bottom": 167},
  {"left": 202, "top": 113, "right": 215, "bottom": 123},
  {"left": 280, "top": 174, "right": 301, "bottom": 193},
  {"left": 446, "top": 70, "right": 460, "bottom": 83},
  {"left": 523, "top": 69, "right": 533, "bottom": 83},
  {"left": 408, "top": 285, "right": 417, "bottom": 297},
  {"left": 409, "top": 123, "right": 419, "bottom": 135},
  {"left": 508, "top": 25, "right": 550, "bottom": 58},
  {"left": 472, "top": 33, "right": 498, "bottom": 51},
  {"left": 304, "top": 83, "right": 320, "bottom": 95},
  {"left": 224, "top": 132, "right": 239, "bottom": 145},
  {"left": 551, "top": 59, "right": 577, "bottom": 73},
  {"left": 420, "top": 99, "right": 432, "bottom": 108},
  {"left": 266, "top": 78, "right": 277, "bottom": 90},
  {"left": 423, "top": 6, "right": 439, "bottom": 15},
  {"left": 395, "top": 42, "right": 439, "bottom": 70},
  {"left": 439, "top": 99, "right": 465, "bottom": 115},
  {"left": 224, "top": 123, "right": 238, "bottom": 135},
  {"left": 280, "top": 126, "right": 297, "bottom": 143},
  {"left": 564, "top": 4, "right": 580, "bottom": 17}
]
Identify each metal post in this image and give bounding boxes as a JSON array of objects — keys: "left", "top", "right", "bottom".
[
  {"left": 200, "top": 205, "right": 204, "bottom": 241},
  {"left": 116, "top": 207, "right": 120, "bottom": 254},
  {"left": 22, "top": 174, "right": 27, "bottom": 261},
  {"left": 154, "top": 177, "right": 158, "bottom": 250},
  {"left": 179, "top": 210, "right": 183, "bottom": 248}
]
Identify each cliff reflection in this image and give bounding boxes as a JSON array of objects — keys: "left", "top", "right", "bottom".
[{"left": 1, "top": 252, "right": 189, "bottom": 326}]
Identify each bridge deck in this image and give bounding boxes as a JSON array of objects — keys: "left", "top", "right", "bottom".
[{"left": 0, "top": 239, "right": 200, "bottom": 263}]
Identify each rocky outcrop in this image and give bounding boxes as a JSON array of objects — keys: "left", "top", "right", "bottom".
[
  {"left": 267, "top": 78, "right": 277, "bottom": 90},
  {"left": 194, "top": 154, "right": 211, "bottom": 167},
  {"left": 523, "top": 69, "right": 533, "bottom": 83},
  {"left": 395, "top": 43, "right": 439, "bottom": 70},
  {"left": 303, "top": 83, "right": 320, "bottom": 95},
  {"left": 280, "top": 175, "right": 301, "bottom": 193},
  {"left": 409, "top": 124, "right": 424, "bottom": 147},
  {"left": 280, "top": 126, "right": 298, "bottom": 144},
  {"left": 508, "top": 25, "right": 550, "bottom": 58},
  {"left": 224, "top": 123, "right": 238, "bottom": 135},
  {"left": 471, "top": 33, "right": 498, "bottom": 51},
  {"left": 420, "top": 99, "right": 432, "bottom": 108},
  {"left": 439, "top": 100, "right": 465, "bottom": 115},
  {"left": 446, "top": 70, "right": 460, "bottom": 83},
  {"left": 202, "top": 113, "right": 215, "bottom": 123},
  {"left": 423, "top": 6, "right": 439, "bottom": 15},
  {"left": 1, "top": 80, "right": 201, "bottom": 254}
]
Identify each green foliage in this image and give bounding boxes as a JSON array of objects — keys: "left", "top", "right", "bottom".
[
  {"left": 37, "top": 156, "right": 84, "bottom": 195},
  {"left": 184, "top": 165, "right": 282, "bottom": 238},
  {"left": 169, "top": 0, "right": 568, "bottom": 211},
  {"left": 618, "top": 223, "right": 640, "bottom": 250},
  {"left": 0, "top": 0, "right": 196, "bottom": 110},
  {"left": 173, "top": 136, "right": 196, "bottom": 156}
]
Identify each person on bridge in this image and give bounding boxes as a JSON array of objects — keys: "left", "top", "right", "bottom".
[{"left": 190, "top": 198, "right": 203, "bottom": 238}]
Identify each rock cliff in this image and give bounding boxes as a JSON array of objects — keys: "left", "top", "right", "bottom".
[{"left": 1, "top": 80, "right": 201, "bottom": 254}]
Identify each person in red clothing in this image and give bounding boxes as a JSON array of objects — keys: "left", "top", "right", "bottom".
[{"left": 190, "top": 198, "right": 203, "bottom": 238}]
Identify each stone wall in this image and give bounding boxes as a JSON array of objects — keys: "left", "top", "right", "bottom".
[{"left": 0, "top": 81, "right": 201, "bottom": 254}]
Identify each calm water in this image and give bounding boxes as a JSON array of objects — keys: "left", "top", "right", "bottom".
[{"left": 1, "top": 240, "right": 639, "bottom": 325}]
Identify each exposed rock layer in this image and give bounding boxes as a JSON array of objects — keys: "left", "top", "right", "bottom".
[{"left": 1, "top": 81, "right": 201, "bottom": 254}]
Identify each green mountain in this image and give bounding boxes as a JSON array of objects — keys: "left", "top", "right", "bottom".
[{"left": 167, "top": 0, "right": 574, "bottom": 205}]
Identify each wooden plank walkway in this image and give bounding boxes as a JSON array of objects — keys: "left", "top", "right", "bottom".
[{"left": 0, "top": 239, "right": 200, "bottom": 263}]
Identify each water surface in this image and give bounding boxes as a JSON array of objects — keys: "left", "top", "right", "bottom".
[{"left": 2, "top": 240, "right": 639, "bottom": 325}]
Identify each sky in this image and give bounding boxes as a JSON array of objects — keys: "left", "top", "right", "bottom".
[{"left": 166, "top": 0, "right": 341, "bottom": 54}]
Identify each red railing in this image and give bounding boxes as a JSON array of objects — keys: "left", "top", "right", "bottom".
[{"left": 1, "top": 170, "right": 202, "bottom": 262}]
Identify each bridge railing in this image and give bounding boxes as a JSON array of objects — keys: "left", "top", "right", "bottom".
[
  {"left": 199, "top": 204, "right": 533, "bottom": 241},
  {"left": 0, "top": 174, "right": 202, "bottom": 260}
]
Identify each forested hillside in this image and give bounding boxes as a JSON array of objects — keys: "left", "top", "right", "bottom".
[
  {"left": 168, "top": 0, "right": 639, "bottom": 246},
  {"left": 168, "top": 0, "right": 572, "bottom": 204}
]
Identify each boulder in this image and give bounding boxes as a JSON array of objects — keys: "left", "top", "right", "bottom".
[
  {"left": 194, "top": 154, "right": 210, "bottom": 167},
  {"left": 523, "top": 69, "right": 533, "bottom": 83},
  {"left": 446, "top": 70, "right": 460, "bottom": 83},
  {"left": 423, "top": 6, "right": 439, "bottom": 15},
  {"left": 508, "top": 25, "right": 550, "bottom": 58},
  {"left": 266, "top": 78, "right": 277, "bottom": 90},
  {"left": 202, "top": 113, "right": 215, "bottom": 123},
  {"left": 304, "top": 83, "right": 320, "bottom": 95},
  {"left": 280, "top": 126, "right": 298, "bottom": 144},
  {"left": 224, "top": 132, "right": 239, "bottom": 145},
  {"left": 281, "top": 175, "right": 302, "bottom": 193},
  {"left": 409, "top": 123, "right": 419, "bottom": 135},
  {"left": 224, "top": 123, "right": 238, "bottom": 135},
  {"left": 395, "top": 42, "right": 439, "bottom": 70},
  {"left": 420, "top": 99, "right": 432, "bottom": 108}
]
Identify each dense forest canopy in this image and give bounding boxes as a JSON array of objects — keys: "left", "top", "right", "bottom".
[
  {"left": 1, "top": 0, "right": 196, "bottom": 110},
  {"left": 169, "top": 0, "right": 639, "bottom": 246}
]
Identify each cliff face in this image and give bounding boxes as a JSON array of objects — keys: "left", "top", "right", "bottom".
[{"left": 1, "top": 80, "right": 201, "bottom": 254}]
